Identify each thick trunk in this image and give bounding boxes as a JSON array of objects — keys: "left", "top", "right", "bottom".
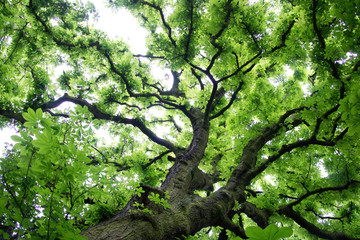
[
  {"left": 80, "top": 110, "right": 286, "bottom": 239},
  {"left": 81, "top": 207, "right": 196, "bottom": 240},
  {"left": 82, "top": 108, "right": 223, "bottom": 239},
  {"left": 81, "top": 187, "right": 246, "bottom": 240}
]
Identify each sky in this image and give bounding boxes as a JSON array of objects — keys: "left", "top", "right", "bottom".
[
  {"left": 0, "top": 0, "right": 152, "bottom": 156},
  {"left": 88, "top": 1, "right": 148, "bottom": 54}
]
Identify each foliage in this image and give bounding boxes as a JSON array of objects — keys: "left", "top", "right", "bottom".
[
  {"left": 0, "top": 0, "right": 359, "bottom": 239},
  {"left": 245, "top": 224, "right": 293, "bottom": 240}
]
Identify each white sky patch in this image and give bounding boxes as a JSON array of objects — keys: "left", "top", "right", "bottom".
[
  {"left": 174, "top": 115, "right": 185, "bottom": 129},
  {"left": 93, "top": 125, "right": 120, "bottom": 147},
  {"left": 248, "top": 0, "right": 259, "bottom": 5},
  {"left": 155, "top": 125, "right": 170, "bottom": 139},
  {"left": 268, "top": 65, "right": 294, "bottom": 88},
  {"left": 56, "top": 101, "right": 77, "bottom": 112},
  {"left": 53, "top": 62, "right": 72, "bottom": 80},
  {"left": 214, "top": 183, "right": 222, "bottom": 191},
  {"left": 88, "top": 1, "right": 148, "bottom": 54},
  {"left": 335, "top": 52, "right": 358, "bottom": 64},
  {"left": 264, "top": 174, "right": 276, "bottom": 186},
  {"left": 0, "top": 127, "right": 18, "bottom": 157},
  {"left": 268, "top": 77, "right": 280, "bottom": 88},
  {"left": 150, "top": 65, "right": 173, "bottom": 89},
  {"left": 284, "top": 65, "right": 294, "bottom": 77},
  {"left": 316, "top": 159, "right": 328, "bottom": 178},
  {"left": 301, "top": 82, "right": 311, "bottom": 97},
  {"left": 49, "top": 18, "right": 60, "bottom": 27}
]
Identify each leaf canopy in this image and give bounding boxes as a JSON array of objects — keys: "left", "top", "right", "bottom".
[{"left": 0, "top": 0, "right": 359, "bottom": 239}]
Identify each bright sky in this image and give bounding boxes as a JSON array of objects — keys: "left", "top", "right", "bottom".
[
  {"left": 88, "top": 1, "right": 148, "bottom": 54},
  {"left": 0, "top": 1, "right": 150, "bottom": 156}
]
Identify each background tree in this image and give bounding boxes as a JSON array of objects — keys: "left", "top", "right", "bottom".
[{"left": 0, "top": 0, "right": 359, "bottom": 239}]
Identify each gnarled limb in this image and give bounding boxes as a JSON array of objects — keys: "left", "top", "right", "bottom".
[
  {"left": 42, "top": 93, "right": 179, "bottom": 152},
  {"left": 278, "top": 206, "right": 358, "bottom": 240}
]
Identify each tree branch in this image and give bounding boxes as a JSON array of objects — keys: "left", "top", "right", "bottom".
[
  {"left": 190, "top": 68, "right": 204, "bottom": 90},
  {"left": 140, "top": 0, "right": 177, "bottom": 47},
  {"left": 239, "top": 202, "right": 270, "bottom": 228},
  {"left": 184, "top": 0, "right": 194, "bottom": 61},
  {"left": 204, "top": 74, "right": 218, "bottom": 121},
  {"left": 285, "top": 180, "right": 360, "bottom": 208},
  {"left": 28, "top": 2, "right": 192, "bottom": 121},
  {"left": 210, "top": 81, "right": 244, "bottom": 120},
  {"left": 88, "top": 142, "right": 131, "bottom": 171},
  {"left": 252, "top": 136, "right": 336, "bottom": 178},
  {"left": 251, "top": 104, "right": 348, "bottom": 178},
  {"left": 42, "top": 94, "right": 179, "bottom": 152},
  {"left": 226, "top": 107, "right": 305, "bottom": 189},
  {"left": 0, "top": 108, "right": 26, "bottom": 124},
  {"left": 206, "top": 0, "right": 232, "bottom": 72},
  {"left": 150, "top": 115, "right": 182, "bottom": 133},
  {"left": 133, "top": 54, "right": 166, "bottom": 59},
  {"left": 209, "top": 51, "right": 264, "bottom": 120},
  {"left": 241, "top": 21, "right": 260, "bottom": 50},
  {"left": 28, "top": 0, "right": 77, "bottom": 48},
  {"left": 107, "top": 99, "right": 142, "bottom": 111},
  {"left": 311, "top": 0, "right": 340, "bottom": 79},
  {"left": 142, "top": 150, "right": 172, "bottom": 169},
  {"left": 270, "top": 20, "right": 295, "bottom": 53},
  {"left": 218, "top": 51, "right": 262, "bottom": 83},
  {"left": 101, "top": 49, "right": 192, "bottom": 118},
  {"left": 278, "top": 206, "right": 358, "bottom": 240},
  {"left": 305, "top": 208, "right": 350, "bottom": 222}
]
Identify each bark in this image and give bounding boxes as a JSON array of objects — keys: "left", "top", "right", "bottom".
[
  {"left": 80, "top": 107, "right": 285, "bottom": 239},
  {"left": 81, "top": 107, "right": 248, "bottom": 240},
  {"left": 80, "top": 107, "right": 358, "bottom": 240},
  {"left": 82, "top": 189, "right": 246, "bottom": 240},
  {"left": 82, "top": 107, "right": 219, "bottom": 239}
]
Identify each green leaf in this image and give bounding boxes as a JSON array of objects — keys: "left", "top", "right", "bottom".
[
  {"left": 13, "top": 143, "right": 24, "bottom": 151},
  {"left": 11, "top": 135, "right": 24, "bottom": 143},
  {"left": 40, "top": 118, "right": 53, "bottom": 129},
  {"left": 246, "top": 226, "right": 265, "bottom": 240},
  {"left": 24, "top": 121, "right": 37, "bottom": 128},
  {"left": 19, "top": 130, "right": 28, "bottom": 139},
  {"left": 0, "top": 197, "right": 7, "bottom": 211},
  {"left": 27, "top": 108, "right": 37, "bottom": 120},
  {"left": 23, "top": 112, "right": 35, "bottom": 122},
  {"left": 36, "top": 108, "right": 43, "bottom": 119},
  {"left": 0, "top": 231, "right": 10, "bottom": 240},
  {"left": 272, "top": 227, "right": 293, "bottom": 239},
  {"left": 246, "top": 225, "right": 293, "bottom": 240},
  {"left": 263, "top": 225, "right": 279, "bottom": 239}
]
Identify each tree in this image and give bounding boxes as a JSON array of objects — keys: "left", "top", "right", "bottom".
[{"left": 0, "top": 0, "right": 359, "bottom": 239}]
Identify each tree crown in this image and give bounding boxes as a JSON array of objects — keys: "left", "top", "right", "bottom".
[{"left": 0, "top": 0, "right": 359, "bottom": 239}]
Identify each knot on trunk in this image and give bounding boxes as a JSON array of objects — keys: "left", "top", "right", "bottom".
[{"left": 189, "top": 168, "right": 214, "bottom": 193}]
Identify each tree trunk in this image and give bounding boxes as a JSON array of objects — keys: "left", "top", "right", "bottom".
[
  {"left": 81, "top": 186, "right": 246, "bottom": 240},
  {"left": 82, "top": 109, "right": 235, "bottom": 239}
]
